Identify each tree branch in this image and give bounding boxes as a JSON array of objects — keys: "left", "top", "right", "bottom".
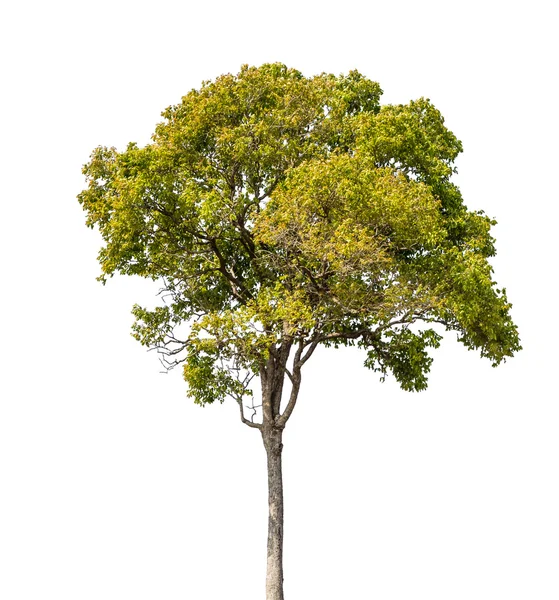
[
  {"left": 298, "top": 338, "right": 320, "bottom": 367},
  {"left": 236, "top": 398, "right": 262, "bottom": 430},
  {"left": 276, "top": 340, "right": 304, "bottom": 428},
  {"left": 208, "top": 238, "right": 252, "bottom": 303},
  {"left": 271, "top": 336, "right": 293, "bottom": 416}
]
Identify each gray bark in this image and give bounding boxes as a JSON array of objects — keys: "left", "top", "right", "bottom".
[{"left": 262, "top": 426, "right": 284, "bottom": 600}]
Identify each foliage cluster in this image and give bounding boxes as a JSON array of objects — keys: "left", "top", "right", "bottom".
[{"left": 79, "top": 64, "right": 520, "bottom": 413}]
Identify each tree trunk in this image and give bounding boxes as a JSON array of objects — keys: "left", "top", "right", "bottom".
[{"left": 262, "top": 426, "right": 284, "bottom": 600}]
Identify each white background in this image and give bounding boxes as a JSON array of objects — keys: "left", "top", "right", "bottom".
[{"left": 0, "top": 1, "right": 557, "bottom": 598}]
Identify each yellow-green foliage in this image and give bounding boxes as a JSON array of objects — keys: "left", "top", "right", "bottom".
[{"left": 78, "top": 64, "right": 520, "bottom": 403}]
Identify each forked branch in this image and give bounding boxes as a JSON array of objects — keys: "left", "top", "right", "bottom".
[{"left": 237, "top": 398, "right": 263, "bottom": 430}]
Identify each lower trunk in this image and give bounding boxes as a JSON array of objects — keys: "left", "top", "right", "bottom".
[{"left": 262, "top": 427, "right": 284, "bottom": 600}]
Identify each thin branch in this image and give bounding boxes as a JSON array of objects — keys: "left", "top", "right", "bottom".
[
  {"left": 281, "top": 366, "right": 294, "bottom": 384},
  {"left": 271, "top": 336, "right": 293, "bottom": 417},
  {"left": 298, "top": 338, "right": 320, "bottom": 368},
  {"left": 276, "top": 340, "right": 305, "bottom": 428},
  {"left": 244, "top": 399, "right": 262, "bottom": 423},
  {"left": 307, "top": 327, "right": 373, "bottom": 347},
  {"left": 236, "top": 398, "right": 262, "bottom": 430},
  {"left": 208, "top": 238, "right": 253, "bottom": 303}
]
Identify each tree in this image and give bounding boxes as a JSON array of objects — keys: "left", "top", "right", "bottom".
[{"left": 78, "top": 63, "right": 520, "bottom": 600}]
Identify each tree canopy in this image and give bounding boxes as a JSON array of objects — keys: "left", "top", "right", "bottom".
[{"left": 78, "top": 63, "right": 520, "bottom": 426}]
